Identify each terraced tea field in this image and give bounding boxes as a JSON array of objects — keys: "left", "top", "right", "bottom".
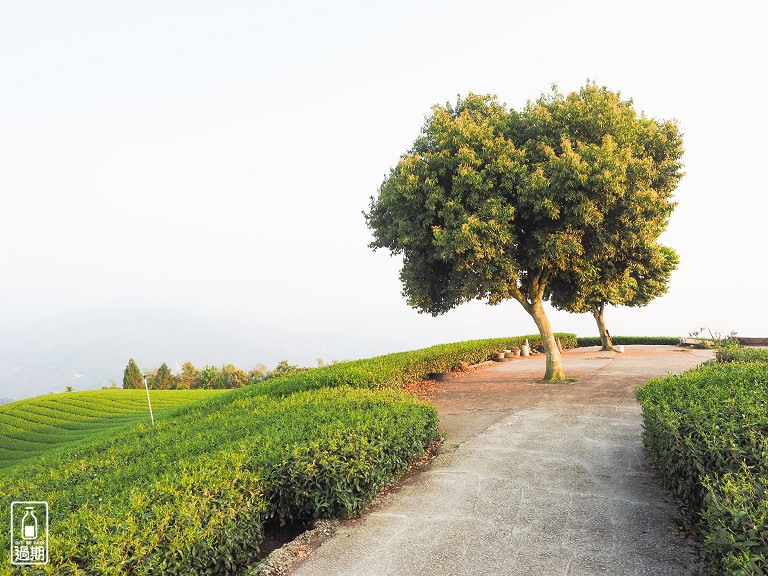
[{"left": 0, "top": 389, "right": 228, "bottom": 470}]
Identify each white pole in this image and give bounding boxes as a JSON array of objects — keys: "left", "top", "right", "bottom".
[{"left": 143, "top": 375, "right": 155, "bottom": 425}]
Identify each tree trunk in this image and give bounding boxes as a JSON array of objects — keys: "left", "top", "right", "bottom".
[
  {"left": 591, "top": 303, "right": 613, "bottom": 351},
  {"left": 530, "top": 299, "right": 567, "bottom": 381}
]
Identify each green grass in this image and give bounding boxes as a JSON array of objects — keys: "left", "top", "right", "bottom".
[{"left": 0, "top": 389, "right": 227, "bottom": 470}]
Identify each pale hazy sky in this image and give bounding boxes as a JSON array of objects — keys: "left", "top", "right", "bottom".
[{"left": 1, "top": 0, "right": 767, "bottom": 356}]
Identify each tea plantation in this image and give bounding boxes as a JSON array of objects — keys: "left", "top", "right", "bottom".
[
  {"left": 637, "top": 347, "right": 768, "bottom": 574},
  {"left": 1, "top": 334, "right": 574, "bottom": 575},
  {"left": 0, "top": 390, "right": 228, "bottom": 471}
]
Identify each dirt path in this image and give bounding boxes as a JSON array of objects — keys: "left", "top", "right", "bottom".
[{"left": 286, "top": 345, "right": 714, "bottom": 576}]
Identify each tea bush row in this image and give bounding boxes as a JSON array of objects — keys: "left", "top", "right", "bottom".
[
  {"left": 717, "top": 347, "right": 768, "bottom": 364},
  {"left": 0, "top": 390, "right": 227, "bottom": 469},
  {"left": 236, "top": 333, "right": 577, "bottom": 398},
  {"left": 576, "top": 335, "right": 680, "bottom": 347},
  {"left": 0, "top": 387, "right": 438, "bottom": 574},
  {"left": 636, "top": 361, "right": 768, "bottom": 574}
]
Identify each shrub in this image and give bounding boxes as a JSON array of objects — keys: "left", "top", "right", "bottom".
[
  {"left": 577, "top": 335, "right": 680, "bottom": 347},
  {"left": 717, "top": 347, "right": 768, "bottom": 364},
  {"left": 246, "top": 333, "right": 577, "bottom": 397},
  {"left": 701, "top": 469, "right": 768, "bottom": 574},
  {"left": 636, "top": 361, "right": 768, "bottom": 574},
  {"left": 0, "top": 387, "right": 437, "bottom": 575}
]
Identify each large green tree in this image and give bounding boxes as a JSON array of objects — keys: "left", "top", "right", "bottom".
[
  {"left": 122, "top": 358, "right": 143, "bottom": 389},
  {"left": 365, "top": 84, "right": 683, "bottom": 381}
]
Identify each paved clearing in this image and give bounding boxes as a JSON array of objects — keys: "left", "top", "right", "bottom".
[{"left": 289, "top": 345, "right": 714, "bottom": 576}]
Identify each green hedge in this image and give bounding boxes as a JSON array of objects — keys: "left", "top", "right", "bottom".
[
  {"left": 577, "top": 336, "right": 680, "bottom": 347},
  {"left": 717, "top": 347, "right": 768, "bottom": 364},
  {"left": 636, "top": 362, "right": 768, "bottom": 574},
  {"left": 241, "top": 333, "right": 577, "bottom": 397},
  {"left": 0, "top": 388, "right": 438, "bottom": 575}
]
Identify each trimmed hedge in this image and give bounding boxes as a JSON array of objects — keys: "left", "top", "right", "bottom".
[
  {"left": 717, "top": 347, "right": 768, "bottom": 364},
  {"left": 636, "top": 361, "right": 768, "bottom": 574},
  {"left": 577, "top": 335, "right": 680, "bottom": 347},
  {"left": 0, "top": 388, "right": 438, "bottom": 575},
  {"left": 243, "top": 333, "right": 577, "bottom": 397}
]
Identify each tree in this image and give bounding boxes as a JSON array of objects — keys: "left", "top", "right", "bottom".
[
  {"left": 220, "top": 364, "right": 248, "bottom": 388},
  {"left": 176, "top": 361, "right": 200, "bottom": 390},
  {"left": 155, "top": 362, "right": 173, "bottom": 390},
  {"left": 198, "top": 365, "right": 221, "bottom": 390},
  {"left": 262, "top": 360, "right": 300, "bottom": 381},
  {"left": 123, "top": 358, "right": 143, "bottom": 389},
  {"left": 365, "top": 84, "right": 683, "bottom": 380},
  {"left": 548, "top": 244, "right": 679, "bottom": 350}
]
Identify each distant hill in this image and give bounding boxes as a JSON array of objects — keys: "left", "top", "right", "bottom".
[
  {"left": 0, "top": 300, "right": 426, "bottom": 402},
  {"left": 0, "top": 388, "right": 228, "bottom": 470},
  {"left": 0, "top": 302, "right": 328, "bottom": 401}
]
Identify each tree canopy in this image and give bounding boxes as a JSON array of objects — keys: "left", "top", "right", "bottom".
[
  {"left": 365, "top": 83, "right": 683, "bottom": 380},
  {"left": 155, "top": 362, "right": 173, "bottom": 390},
  {"left": 122, "top": 358, "right": 143, "bottom": 389}
]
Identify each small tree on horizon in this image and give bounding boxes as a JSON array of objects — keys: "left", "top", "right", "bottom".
[
  {"left": 155, "top": 362, "right": 173, "bottom": 390},
  {"left": 123, "top": 358, "right": 143, "bottom": 389},
  {"left": 365, "top": 84, "right": 683, "bottom": 380},
  {"left": 198, "top": 365, "right": 220, "bottom": 390},
  {"left": 176, "top": 361, "right": 200, "bottom": 390}
]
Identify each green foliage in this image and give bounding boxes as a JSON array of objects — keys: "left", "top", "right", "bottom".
[
  {"left": 0, "top": 388, "right": 436, "bottom": 575},
  {"left": 262, "top": 360, "right": 303, "bottom": 380},
  {"left": 249, "top": 334, "right": 577, "bottom": 397},
  {"left": 122, "top": 358, "right": 143, "bottom": 389},
  {"left": 219, "top": 364, "right": 249, "bottom": 389},
  {"left": 176, "top": 361, "right": 200, "bottom": 390},
  {"left": 548, "top": 245, "right": 680, "bottom": 314},
  {"left": 636, "top": 362, "right": 768, "bottom": 573},
  {"left": 0, "top": 389, "right": 227, "bottom": 469},
  {"left": 0, "top": 333, "right": 569, "bottom": 574},
  {"left": 688, "top": 328, "right": 741, "bottom": 350},
  {"left": 265, "top": 389, "right": 438, "bottom": 525},
  {"left": 702, "top": 469, "right": 768, "bottom": 574},
  {"left": 155, "top": 362, "right": 173, "bottom": 390},
  {"left": 198, "top": 365, "right": 220, "bottom": 389},
  {"left": 366, "top": 83, "right": 683, "bottom": 381},
  {"left": 577, "top": 335, "right": 680, "bottom": 347},
  {"left": 717, "top": 347, "right": 768, "bottom": 364},
  {"left": 197, "top": 364, "right": 253, "bottom": 389}
]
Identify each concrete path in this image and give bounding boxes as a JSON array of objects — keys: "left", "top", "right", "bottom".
[{"left": 289, "top": 346, "right": 714, "bottom": 576}]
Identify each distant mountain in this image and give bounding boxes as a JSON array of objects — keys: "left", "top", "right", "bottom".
[
  {"left": 0, "top": 301, "right": 450, "bottom": 400},
  {"left": 0, "top": 303, "right": 304, "bottom": 401}
]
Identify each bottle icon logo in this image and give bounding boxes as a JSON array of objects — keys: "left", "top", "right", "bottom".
[
  {"left": 10, "top": 501, "right": 48, "bottom": 566},
  {"left": 21, "top": 507, "right": 38, "bottom": 540}
]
